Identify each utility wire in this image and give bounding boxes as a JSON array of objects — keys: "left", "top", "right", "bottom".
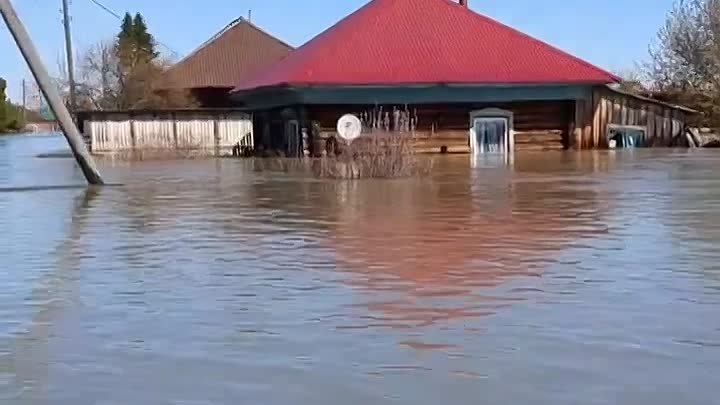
[
  {"left": 85, "top": 0, "right": 180, "bottom": 57},
  {"left": 88, "top": 0, "right": 122, "bottom": 20}
]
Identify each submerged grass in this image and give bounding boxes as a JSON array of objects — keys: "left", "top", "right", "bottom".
[
  {"left": 311, "top": 131, "right": 431, "bottom": 179},
  {"left": 253, "top": 131, "right": 432, "bottom": 179}
]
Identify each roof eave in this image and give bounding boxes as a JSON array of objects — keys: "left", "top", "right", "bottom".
[
  {"left": 233, "top": 79, "right": 617, "bottom": 93},
  {"left": 605, "top": 85, "right": 699, "bottom": 114}
]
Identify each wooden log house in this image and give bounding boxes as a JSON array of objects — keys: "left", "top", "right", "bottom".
[{"left": 231, "top": 0, "right": 696, "bottom": 157}]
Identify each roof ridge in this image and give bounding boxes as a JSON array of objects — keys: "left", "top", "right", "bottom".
[
  {"left": 170, "top": 17, "right": 293, "bottom": 70},
  {"left": 170, "top": 17, "right": 245, "bottom": 68},
  {"left": 239, "top": 17, "right": 295, "bottom": 52},
  {"left": 271, "top": 0, "right": 390, "bottom": 77},
  {"left": 457, "top": 4, "right": 619, "bottom": 82},
  {"left": 233, "top": 0, "right": 618, "bottom": 91}
]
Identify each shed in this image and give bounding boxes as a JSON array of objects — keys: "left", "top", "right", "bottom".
[{"left": 577, "top": 85, "right": 699, "bottom": 148}]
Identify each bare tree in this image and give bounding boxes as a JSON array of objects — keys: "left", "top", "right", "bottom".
[
  {"left": 118, "top": 56, "right": 197, "bottom": 110},
  {"left": 56, "top": 41, "right": 197, "bottom": 111},
  {"left": 76, "top": 41, "right": 121, "bottom": 110},
  {"left": 648, "top": 0, "right": 720, "bottom": 126},
  {"left": 614, "top": 67, "right": 650, "bottom": 94}
]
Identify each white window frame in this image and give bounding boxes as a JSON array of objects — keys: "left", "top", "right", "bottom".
[
  {"left": 469, "top": 108, "right": 515, "bottom": 155},
  {"left": 607, "top": 124, "right": 647, "bottom": 148}
]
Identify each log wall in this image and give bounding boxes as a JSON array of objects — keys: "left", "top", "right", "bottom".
[
  {"left": 574, "top": 87, "right": 691, "bottom": 148},
  {"left": 305, "top": 101, "right": 572, "bottom": 154},
  {"left": 250, "top": 86, "right": 694, "bottom": 155}
]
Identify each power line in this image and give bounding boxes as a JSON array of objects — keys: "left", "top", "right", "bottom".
[
  {"left": 85, "top": 0, "right": 180, "bottom": 57},
  {"left": 88, "top": 0, "right": 122, "bottom": 20}
]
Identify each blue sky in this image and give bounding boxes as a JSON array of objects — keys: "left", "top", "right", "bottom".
[{"left": 2, "top": 0, "right": 674, "bottom": 102}]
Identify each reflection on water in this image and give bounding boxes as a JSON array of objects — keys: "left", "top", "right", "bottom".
[{"left": 1, "top": 135, "right": 720, "bottom": 404}]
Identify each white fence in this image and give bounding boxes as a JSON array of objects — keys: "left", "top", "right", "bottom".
[{"left": 82, "top": 111, "right": 253, "bottom": 154}]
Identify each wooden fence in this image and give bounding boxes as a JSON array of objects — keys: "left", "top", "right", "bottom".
[{"left": 77, "top": 110, "right": 253, "bottom": 154}]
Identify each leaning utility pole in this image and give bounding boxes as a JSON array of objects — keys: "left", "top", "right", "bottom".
[
  {"left": 61, "top": 0, "right": 76, "bottom": 113},
  {"left": 0, "top": 0, "right": 104, "bottom": 185}
]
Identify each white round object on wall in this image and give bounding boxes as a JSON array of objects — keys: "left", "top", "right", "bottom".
[{"left": 336, "top": 114, "right": 362, "bottom": 142}]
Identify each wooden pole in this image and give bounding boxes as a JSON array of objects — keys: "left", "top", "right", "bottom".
[
  {"left": 61, "top": 0, "right": 77, "bottom": 113},
  {"left": 0, "top": 0, "right": 104, "bottom": 184}
]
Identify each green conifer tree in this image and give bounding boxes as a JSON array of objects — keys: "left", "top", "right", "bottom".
[{"left": 132, "top": 13, "right": 157, "bottom": 61}]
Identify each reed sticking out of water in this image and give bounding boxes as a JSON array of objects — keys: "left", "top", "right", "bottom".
[{"left": 312, "top": 131, "right": 431, "bottom": 179}]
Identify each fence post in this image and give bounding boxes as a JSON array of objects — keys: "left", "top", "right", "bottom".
[
  {"left": 130, "top": 113, "right": 137, "bottom": 150},
  {"left": 213, "top": 115, "right": 221, "bottom": 156},
  {"left": 172, "top": 112, "right": 178, "bottom": 149}
]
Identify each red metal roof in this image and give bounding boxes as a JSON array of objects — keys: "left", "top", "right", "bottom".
[{"left": 233, "top": 0, "right": 618, "bottom": 91}]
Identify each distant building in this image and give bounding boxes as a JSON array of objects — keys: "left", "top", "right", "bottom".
[
  {"left": 159, "top": 17, "right": 293, "bottom": 108},
  {"left": 23, "top": 121, "right": 60, "bottom": 134},
  {"left": 232, "top": 0, "right": 696, "bottom": 156}
]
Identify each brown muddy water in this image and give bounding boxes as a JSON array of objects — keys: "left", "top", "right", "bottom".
[{"left": 1, "top": 134, "right": 720, "bottom": 404}]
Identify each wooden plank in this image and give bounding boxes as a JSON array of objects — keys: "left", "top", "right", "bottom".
[
  {"left": 633, "top": 100, "right": 641, "bottom": 125},
  {"left": 171, "top": 112, "right": 178, "bottom": 148},
  {"left": 620, "top": 97, "right": 628, "bottom": 125},
  {"left": 601, "top": 89, "right": 609, "bottom": 142},
  {"left": 514, "top": 134, "right": 564, "bottom": 144},
  {"left": 663, "top": 108, "right": 671, "bottom": 143},
  {"left": 656, "top": 111, "right": 666, "bottom": 145},
  {"left": 414, "top": 145, "right": 470, "bottom": 154},
  {"left": 568, "top": 113, "right": 576, "bottom": 149},
  {"left": 412, "top": 130, "right": 468, "bottom": 140},
  {"left": 574, "top": 99, "right": 584, "bottom": 149},
  {"left": 639, "top": 107, "right": 647, "bottom": 127},
  {"left": 600, "top": 98, "right": 610, "bottom": 146},
  {"left": 130, "top": 114, "right": 136, "bottom": 150},
  {"left": 646, "top": 108, "right": 656, "bottom": 142},
  {"left": 658, "top": 108, "right": 665, "bottom": 142},
  {"left": 605, "top": 98, "right": 613, "bottom": 138},
  {"left": 670, "top": 110, "right": 681, "bottom": 142},
  {"left": 414, "top": 139, "right": 470, "bottom": 148},
  {"left": 584, "top": 94, "right": 594, "bottom": 147},
  {"left": 515, "top": 143, "right": 566, "bottom": 151},
  {"left": 612, "top": 99, "right": 621, "bottom": 123},
  {"left": 515, "top": 129, "right": 564, "bottom": 135},
  {"left": 607, "top": 124, "right": 647, "bottom": 131},
  {"left": 592, "top": 90, "right": 601, "bottom": 147}
]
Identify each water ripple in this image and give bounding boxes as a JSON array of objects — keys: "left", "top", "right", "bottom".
[{"left": 1, "top": 137, "right": 719, "bottom": 404}]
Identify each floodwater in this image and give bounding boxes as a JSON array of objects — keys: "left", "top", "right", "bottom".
[{"left": 1, "top": 134, "right": 720, "bottom": 404}]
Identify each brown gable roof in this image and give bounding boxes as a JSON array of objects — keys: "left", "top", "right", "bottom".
[{"left": 161, "top": 17, "right": 293, "bottom": 89}]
